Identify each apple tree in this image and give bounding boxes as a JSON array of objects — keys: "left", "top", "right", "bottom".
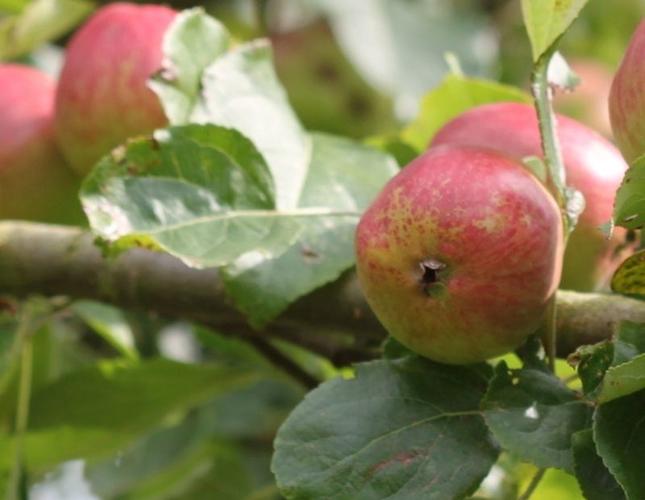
[{"left": 0, "top": 0, "right": 643, "bottom": 498}]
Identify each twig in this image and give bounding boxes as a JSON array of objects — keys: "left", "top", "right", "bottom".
[
  {"left": 5, "top": 309, "right": 34, "bottom": 500},
  {"left": 245, "top": 337, "right": 319, "bottom": 390},
  {"left": 518, "top": 468, "right": 546, "bottom": 500}
]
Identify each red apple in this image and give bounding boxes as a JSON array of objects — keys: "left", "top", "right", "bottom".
[
  {"left": 554, "top": 59, "right": 613, "bottom": 138},
  {"left": 431, "top": 102, "right": 629, "bottom": 292},
  {"left": 609, "top": 20, "right": 645, "bottom": 164},
  {"left": 55, "top": 2, "right": 176, "bottom": 175},
  {"left": 0, "top": 64, "right": 82, "bottom": 224},
  {"left": 355, "top": 146, "right": 563, "bottom": 364}
]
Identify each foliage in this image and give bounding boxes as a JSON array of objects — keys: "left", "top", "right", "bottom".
[{"left": 0, "top": 0, "right": 643, "bottom": 499}]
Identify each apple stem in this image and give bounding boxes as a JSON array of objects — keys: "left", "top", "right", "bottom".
[
  {"left": 530, "top": 51, "right": 568, "bottom": 213},
  {"left": 531, "top": 49, "right": 571, "bottom": 373}
]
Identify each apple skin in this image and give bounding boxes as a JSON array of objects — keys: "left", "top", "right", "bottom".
[
  {"left": 55, "top": 2, "right": 176, "bottom": 175},
  {"left": 431, "top": 102, "right": 629, "bottom": 292},
  {"left": 355, "top": 146, "right": 563, "bottom": 365},
  {"left": 609, "top": 20, "right": 645, "bottom": 164},
  {"left": 554, "top": 59, "right": 613, "bottom": 138},
  {"left": 0, "top": 64, "right": 83, "bottom": 224}
]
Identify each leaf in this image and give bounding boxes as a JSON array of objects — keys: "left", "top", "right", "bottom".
[
  {"left": 222, "top": 133, "right": 397, "bottom": 327},
  {"left": 521, "top": 0, "right": 589, "bottom": 61},
  {"left": 0, "top": 358, "right": 256, "bottom": 471},
  {"left": 310, "top": 0, "right": 498, "bottom": 119},
  {"left": 572, "top": 321, "right": 645, "bottom": 402},
  {"left": 613, "top": 155, "right": 645, "bottom": 230},
  {"left": 401, "top": 75, "right": 531, "bottom": 151},
  {"left": 0, "top": 0, "right": 92, "bottom": 60},
  {"left": 572, "top": 429, "right": 625, "bottom": 500},
  {"left": 612, "top": 251, "right": 645, "bottom": 297},
  {"left": 594, "top": 390, "right": 645, "bottom": 500},
  {"left": 482, "top": 363, "right": 592, "bottom": 472},
  {"left": 81, "top": 124, "right": 306, "bottom": 268},
  {"left": 72, "top": 300, "right": 139, "bottom": 361},
  {"left": 149, "top": 8, "right": 230, "bottom": 125},
  {"left": 574, "top": 341, "right": 615, "bottom": 396},
  {"left": 272, "top": 357, "right": 497, "bottom": 500},
  {"left": 598, "top": 354, "right": 645, "bottom": 404},
  {"left": 151, "top": 9, "right": 311, "bottom": 210}
]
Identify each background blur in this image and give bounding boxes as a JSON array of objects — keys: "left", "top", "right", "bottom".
[{"left": 1, "top": 0, "right": 643, "bottom": 498}]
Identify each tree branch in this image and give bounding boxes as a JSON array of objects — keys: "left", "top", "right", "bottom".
[{"left": 1, "top": 222, "right": 643, "bottom": 363}]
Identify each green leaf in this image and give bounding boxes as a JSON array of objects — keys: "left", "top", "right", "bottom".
[
  {"left": 81, "top": 124, "right": 305, "bottom": 268},
  {"left": 594, "top": 390, "right": 645, "bottom": 500},
  {"left": 401, "top": 75, "right": 531, "bottom": 151},
  {"left": 149, "top": 8, "right": 230, "bottom": 125},
  {"left": 365, "top": 134, "right": 417, "bottom": 167},
  {"left": 574, "top": 341, "right": 615, "bottom": 396},
  {"left": 222, "top": 133, "right": 397, "bottom": 327},
  {"left": 572, "top": 429, "right": 625, "bottom": 500},
  {"left": 482, "top": 363, "right": 592, "bottom": 472},
  {"left": 72, "top": 300, "right": 139, "bottom": 361},
  {"left": 272, "top": 357, "right": 497, "bottom": 499},
  {"left": 598, "top": 354, "right": 645, "bottom": 404},
  {"left": 612, "top": 250, "right": 645, "bottom": 298},
  {"left": 0, "top": 358, "right": 256, "bottom": 471},
  {"left": 151, "top": 9, "right": 311, "bottom": 210},
  {"left": 521, "top": 0, "right": 589, "bottom": 61},
  {"left": 613, "top": 155, "right": 645, "bottom": 230},
  {"left": 0, "top": 0, "right": 92, "bottom": 60},
  {"left": 572, "top": 321, "right": 645, "bottom": 401},
  {"left": 310, "top": 0, "right": 497, "bottom": 117}
]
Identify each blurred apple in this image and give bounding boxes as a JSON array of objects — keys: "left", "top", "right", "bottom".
[
  {"left": 609, "top": 20, "right": 645, "bottom": 164},
  {"left": 272, "top": 22, "right": 395, "bottom": 138},
  {"left": 55, "top": 2, "right": 177, "bottom": 175},
  {"left": 431, "top": 102, "right": 630, "bottom": 291},
  {"left": 0, "top": 64, "right": 82, "bottom": 224},
  {"left": 554, "top": 59, "right": 613, "bottom": 138}
]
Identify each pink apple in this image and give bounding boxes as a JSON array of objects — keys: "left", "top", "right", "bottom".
[
  {"left": 609, "top": 20, "right": 645, "bottom": 164},
  {"left": 431, "top": 102, "right": 629, "bottom": 291},
  {"left": 355, "top": 146, "right": 563, "bottom": 364},
  {"left": 55, "top": 2, "right": 176, "bottom": 175},
  {"left": 0, "top": 64, "right": 82, "bottom": 224}
]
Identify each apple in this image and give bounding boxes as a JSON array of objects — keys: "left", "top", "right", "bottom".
[
  {"left": 355, "top": 145, "right": 563, "bottom": 364},
  {"left": 55, "top": 2, "right": 177, "bottom": 175},
  {"left": 609, "top": 20, "right": 645, "bottom": 164},
  {"left": 430, "top": 102, "right": 629, "bottom": 292},
  {"left": 554, "top": 59, "right": 613, "bottom": 138},
  {"left": 0, "top": 64, "right": 82, "bottom": 224}
]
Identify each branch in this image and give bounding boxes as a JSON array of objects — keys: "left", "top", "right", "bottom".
[{"left": 1, "top": 222, "right": 643, "bottom": 362}]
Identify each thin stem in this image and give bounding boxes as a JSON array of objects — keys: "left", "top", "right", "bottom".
[
  {"left": 530, "top": 53, "right": 567, "bottom": 210},
  {"left": 544, "top": 295, "right": 557, "bottom": 372},
  {"left": 531, "top": 51, "right": 571, "bottom": 373},
  {"left": 5, "top": 312, "right": 35, "bottom": 500},
  {"left": 245, "top": 337, "right": 319, "bottom": 390},
  {"left": 519, "top": 468, "right": 546, "bottom": 500}
]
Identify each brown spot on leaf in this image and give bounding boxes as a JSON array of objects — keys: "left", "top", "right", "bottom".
[
  {"left": 368, "top": 450, "right": 422, "bottom": 478},
  {"left": 301, "top": 245, "right": 319, "bottom": 262}
]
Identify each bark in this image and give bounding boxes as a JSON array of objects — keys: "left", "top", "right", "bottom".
[{"left": 1, "top": 221, "right": 642, "bottom": 363}]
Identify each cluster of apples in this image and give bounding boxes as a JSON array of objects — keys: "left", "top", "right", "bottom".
[
  {"left": 356, "top": 21, "right": 645, "bottom": 365},
  {"left": 0, "top": 3, "right": 177, "bottom": 223}
]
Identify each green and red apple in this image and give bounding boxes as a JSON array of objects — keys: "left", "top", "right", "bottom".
[
  {"left": 430, "top": 102, "right": 629, "bottom": 291},
  {"left": 609, "top": 20, "right": 645, "bottom": 164},
  {"left": 0, "top": 64, "right": 82, "bottom": 224},
  {"left": 55, "top": 2, "right": 176, "bottom": 175},
  {"left": 356, "top": 146, "right": 563, "bottom": 364}
]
